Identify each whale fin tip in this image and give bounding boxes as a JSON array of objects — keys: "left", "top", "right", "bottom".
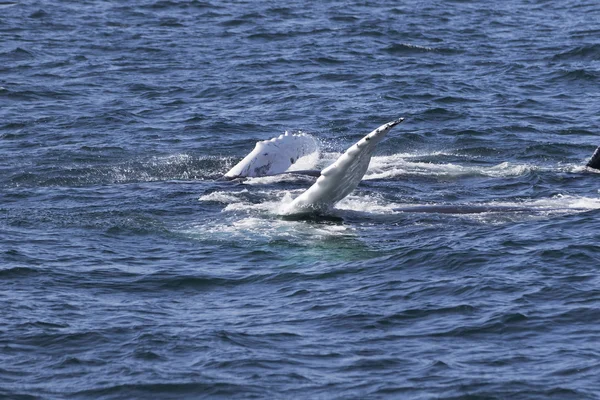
[{"left": 587, "top": 146, "right": 600, "bottom": 170}]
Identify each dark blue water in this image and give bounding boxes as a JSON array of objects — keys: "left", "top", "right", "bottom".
[{"left": 2, "top": 1, "right": 600, "bottom": 398}]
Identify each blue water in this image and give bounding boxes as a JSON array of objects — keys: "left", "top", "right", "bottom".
[{"left": 2, "top": 1, "right": 600, "bottom": 398}]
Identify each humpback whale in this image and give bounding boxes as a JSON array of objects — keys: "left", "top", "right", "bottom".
[
  {"left": 224, "top": 119, "right": 406, "bottom": 181},
  {"left": 224, "top": 119, "right": 405, "bottom": 215},
  {"left": 223, "top": 119, "right": 599, "bottom": 216}
]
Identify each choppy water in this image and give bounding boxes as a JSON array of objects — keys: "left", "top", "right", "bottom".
[{"left": 2, "top": 1, "right": 600, "bottom": 399}]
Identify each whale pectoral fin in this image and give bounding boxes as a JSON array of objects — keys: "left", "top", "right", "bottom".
[
  {"left": 586, "top": 147, "right": 600, "bottom": 170},
  {"left": 282, "top": 118, "right": 405, "bottom": 215}
]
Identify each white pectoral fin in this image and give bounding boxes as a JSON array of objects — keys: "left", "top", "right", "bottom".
[
  {"left": 282, "top": 118, "right": 405, "bottom": 215},
  {"left": 224, "top": 132, "right": 319, "bottom": 179}
]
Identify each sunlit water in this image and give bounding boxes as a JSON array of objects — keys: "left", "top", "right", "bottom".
[{"left": 2, "top": 1, "right": 600, "bottom": 399}]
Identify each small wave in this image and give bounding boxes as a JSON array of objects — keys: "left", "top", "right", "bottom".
[
  {"left": 72, "top": 381, "right": 262, "bottom": 399},
  {"left": 329, "top": 15, "right": 359, "bottom": 23},
  {"left": 113, "top": 154, "right": 221, "bottom": 182},
  {"left": 552, "top": 43, "right": 600, "bottom": 61},
  {"left": 0, "top": 2, "right": 18, "bottom": 9},
  {"left": 8, "top": 154, "right": 227, "bottom": 187},
  {"left": 318, "top": 72, "right": 360, "bottom": 82},
  {"left": 0, "top": 266, "right": 40, "bottom": 278},
  {"left": 93, "top": 154, "right": 222, "bottom": 184},
  {"left": 383, "top": 43, "right": 460, "bottom": 55},
  {"left": 220, "top": 12, "right": 264, "bottom": 27},
  {"left": 198, "top": 190, "right": 249, "bottom": 204},
  {"left": 551, "top": 68, "right": 599, "bottom": 82},
  {"left": 135, "top": 272, "right": 251, "bottom": 290},
  {"left": 247, "top": 32, "right": 288, "bottom": 41},
  {"left": 0, "top": 87, "right": 78, "bottom": 101},
  {"left": 29, "top": 9, "right": 48, "bottom": 18},
  {"left": 503, "top": 194, "right": 600, "bottom": 211},
  {"left": 434, "top": 95, "right": 473, "bottom": 104},
  {"left": 0, "top": 47, "right": 34, "bottom": 60},
  {"left": 146, "top": 0, "right": 219, "bottom": 10}
]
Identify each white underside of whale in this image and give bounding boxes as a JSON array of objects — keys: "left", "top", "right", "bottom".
[
  {"left": 281, "top": 118, "right": 405, "bottom": 215},
  {"left": 224, "top": 132, "right": 319, "bottom": 178}
]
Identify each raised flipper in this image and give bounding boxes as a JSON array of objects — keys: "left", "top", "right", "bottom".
[
  {"left": 586, "top": 147, "right": 600, "bottom": 170},
  {"left": 281, "top": 118, "right": 405, "bottom": 215},
  {"left": 224, "top": 132, "right": 318, "bottom": 179}
]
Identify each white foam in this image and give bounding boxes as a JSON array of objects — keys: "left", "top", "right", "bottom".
[
  {"left": 402, "top": 43, "right": 435, "bottom": 51},
  {"left": 222, "top": 200, "right": 276, "bottom": 213},
  {"left": 363, "top": 154, "right": 536, "bottom": 180},
  {"left": 181, "top": 216, "right": 354, "bottom": 244},
  {"left": 324, "top": 189, "right": 600, "bottom": 219},
  {"left": 335, "top": 193, "right": 401, "bottom": 214},
  {"left": 572, "top": 165, "right": 600, "bottom": 174},
  {"left": 217, "top": 190, "right": 302, "bottom": 214},
  {"left": 198, "top": 190, "right": 248, "bottom": 204},
  {"left": 493, "top": 194, "right": 600, "bottom": 211},
  {"left": 243, "top": 175, "right": 295, "bottom": 185}
]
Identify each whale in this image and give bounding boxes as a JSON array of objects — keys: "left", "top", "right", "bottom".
[
  {"left": 224, "top": 131, "right": 318, "bottom": 179},
  {"left": 222, "top": 119, "right": 599, "bottom": 216},
  {"left": 281, "top": 118, "right": 405, "bottom": 215},
  {"left": 587, "top": 146, "right": 600, "bottom": 170},
  {"left": 224, "top": 119, "right": 404, "bottom": 214}
]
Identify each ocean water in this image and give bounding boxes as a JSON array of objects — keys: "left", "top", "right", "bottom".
[{"left": 2, "top": 0, "right": 600, "bottom": 398}]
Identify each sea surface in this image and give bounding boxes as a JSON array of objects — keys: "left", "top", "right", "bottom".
[{"left": 2, "top": 1, "right": 600, "bottom": 399}]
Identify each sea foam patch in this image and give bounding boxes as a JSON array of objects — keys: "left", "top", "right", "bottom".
[{"left": 364, "top": 154, "right": 537, "bottom": 180}]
